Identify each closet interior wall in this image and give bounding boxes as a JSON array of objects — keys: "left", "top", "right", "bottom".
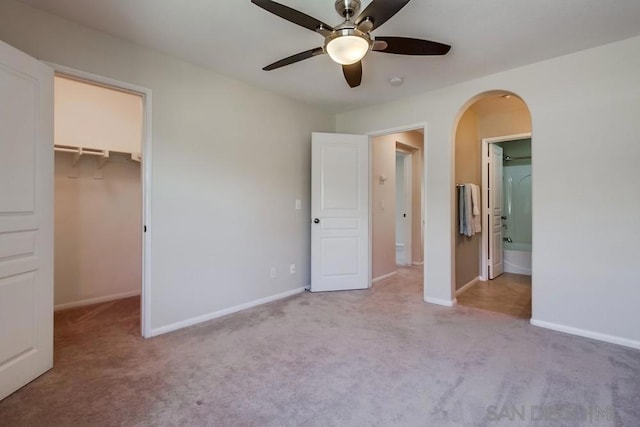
[{"left": 54, "top": 75, "right": 142, "bottom": 309}]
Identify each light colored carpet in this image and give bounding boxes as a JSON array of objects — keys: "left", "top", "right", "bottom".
[{"left": 0, "top": 267, "right": 638, "bottom": 426}]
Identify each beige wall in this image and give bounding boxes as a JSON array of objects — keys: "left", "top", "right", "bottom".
[
  {"left": 372, "top": 134, "right": 396, "bottom": 279},
  {"left": 454, "top": 98, "right": 531, "bottom": 289},
  {"left": 476, "top": 107, "right": 532, "bottom": 140},
  {"left": 372, "top": 130, "right": 423, "bottom": 279},
  {"left": 55, "top": 76, "right": 142, "bottom": 153},
  {"left": 454, "top": 109, "right": 480, "bottom": 288},
  {"left": 409, "top": 135, "right": 424, "bottom": 265},
  {"left": 54, "top": 153, "right": 141, "bottom": 307}
]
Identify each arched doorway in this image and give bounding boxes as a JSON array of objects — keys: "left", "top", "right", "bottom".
[{"left": 452, "top": 91, "right": 533, "bottom": 318}]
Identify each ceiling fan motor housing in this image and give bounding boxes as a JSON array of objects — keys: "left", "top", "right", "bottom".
[{"left": 335, "top": 0, "right": 361, "bottom": 19}]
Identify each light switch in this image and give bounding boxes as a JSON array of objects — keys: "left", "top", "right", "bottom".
[{"left": 295, "top": 199, "right": 301, "bottom": 210}]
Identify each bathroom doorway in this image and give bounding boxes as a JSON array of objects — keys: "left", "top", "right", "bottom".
[
  {"left": 453, "top": 92, "right": 532, "bottom": 318},
  {"left": 481, "top": 134, "right": 532, "bottom": 280}
]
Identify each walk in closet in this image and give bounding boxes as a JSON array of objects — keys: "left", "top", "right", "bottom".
[{"left": 54, "top": 75, "right": 143, "bottom": 310}]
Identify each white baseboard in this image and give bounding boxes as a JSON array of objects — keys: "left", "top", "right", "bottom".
[
  {"left": 54, "top": 290, "right": 141, "bottom": 311},
  {"left": 372, "top": 271, "right": 397, "bottom": 283},
  {"left": 150, "top": 287, "right": 306, "bottom": 337},
  {"left": 455, "top": 276, "right": 480, "bottom": 296},
  {"left": 530, "top": 318, "right": 640, "bottom": 350},
  {"left": 412, "top": 261, "right": 424, "bottom": 266},
  {"left": 425, "top": 296, "right": 456, "bottom": 307}
]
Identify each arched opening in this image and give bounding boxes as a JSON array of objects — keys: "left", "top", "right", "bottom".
[{"left": 452, "top": 91, "right": 533, "bottom": 318}]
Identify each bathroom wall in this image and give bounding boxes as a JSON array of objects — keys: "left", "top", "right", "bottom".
[
  {"left": 501, "top": 138, "right": 532, "bottom": 166},
  {"left": 501, "top": 139, "right": 532, "bottom": 246}
]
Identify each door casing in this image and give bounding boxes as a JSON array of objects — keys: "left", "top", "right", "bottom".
[{"left": 47, "top": 63, "right": 154, "bottom": 338}]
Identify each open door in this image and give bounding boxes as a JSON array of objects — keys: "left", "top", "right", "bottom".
[
  {"left": 0, "top": 41, "right": 54, "bottom": 400},
  {"left": 311, "top": 132, "right": 369, "bottom": 292},
  {"left": 488, "top": 144, "right": 504, "bottom": 279}
]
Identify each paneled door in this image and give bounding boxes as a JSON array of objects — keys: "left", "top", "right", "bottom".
[
  {"left": 488, "top": 144, "right": 504, "bottom": 279},
  {"left": 0, "top": 40, "right": 54, "bottom": 400},
  {"left": 311, "top": 133, "right": 369, "bottom": 291}
]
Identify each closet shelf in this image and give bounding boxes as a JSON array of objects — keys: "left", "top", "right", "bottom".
[{"left": 54, "top": 144, "right": 141, "bottom": 166}]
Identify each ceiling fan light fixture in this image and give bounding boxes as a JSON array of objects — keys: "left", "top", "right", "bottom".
[{"left": 325, "top": 29, "right": 371, "bottom": 65}]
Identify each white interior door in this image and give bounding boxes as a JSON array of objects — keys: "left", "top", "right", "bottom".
[
  {"left": 488, "top": 144, "right": 504, "bottom": 279},
  {"left": 395, "top": 151, "right": 412, "bottom": 266},
  {"left": 395, "top": 152, "right": 406, "bottom": 265},
  {"left": 0, "top": 41, "right": 54, "bottom": 400},
  {"left": 311, "top": 132, "right": 369, "bottom": 291}
]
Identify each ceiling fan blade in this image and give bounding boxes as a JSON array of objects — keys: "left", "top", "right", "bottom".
[
  {"left": 251, "top": 0, "right": 333, "bottom": 33},
  {"left": 373, "top": 37, "right": 451, "bottom": 55},
  {"left": 263, "top": 47, "right": 324, "bottom": 71},
  {"left": 355, "top": 0, "right": 411, "bottom": 32},
  {"left": 342, "top": 62, "right": 362, "bottom": 88}
]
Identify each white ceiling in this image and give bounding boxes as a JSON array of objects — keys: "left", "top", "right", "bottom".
[{"left": 18, "top": 0, "right": 640, "bottom": 112}]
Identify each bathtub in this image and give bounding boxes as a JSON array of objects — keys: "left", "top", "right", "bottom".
[{"left": 503, "top": 241, "right": 531, "bottom": 275}]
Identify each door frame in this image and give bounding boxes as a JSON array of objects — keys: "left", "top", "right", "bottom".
[
  {"left": 480, "top": 132, "right": 531, "bottom": 281},
  {"left": 367, "top": 123, "right": 426, "bottom": 289},
  {"left": 47, "top": 63, "right": 154, "bottom": 338}
]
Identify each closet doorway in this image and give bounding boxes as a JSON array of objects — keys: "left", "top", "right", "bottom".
[{"left": 52, "top": 67, "right": 152, "bottom": 337}]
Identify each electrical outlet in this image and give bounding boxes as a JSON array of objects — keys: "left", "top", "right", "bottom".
[
  {"left": 270, "top": 267, "right": 277, "bottom": 278},
  {"left": 290, "top": 264, "right": 296, "bottom": 274}
]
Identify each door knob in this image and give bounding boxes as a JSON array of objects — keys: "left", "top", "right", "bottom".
[
  {"left": 501, "top": 216, "right": 507, "bottom": 220},
  {"left": 313, "top": 218, "right": 320, "bottom": 224}
]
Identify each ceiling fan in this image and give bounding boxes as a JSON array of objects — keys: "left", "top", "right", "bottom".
[{"left": 250, "top": 0, "right": 451, "bottom": 88}]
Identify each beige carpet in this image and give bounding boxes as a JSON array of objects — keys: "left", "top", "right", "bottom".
[{"left": 0, "top": 267, "right": 638, "bottom": 426}]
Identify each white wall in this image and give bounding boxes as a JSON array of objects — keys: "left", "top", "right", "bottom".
[
  {"left": 0, "top": 0, "right": 334, "bottom": 333},
  {"left": 337, "top": 36, "right": 640, "bottom": 347},
  {"left": 54, "top": 153, "right": 141, "bottom": 308}
]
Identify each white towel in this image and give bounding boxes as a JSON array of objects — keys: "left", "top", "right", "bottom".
[
  {"left": 470, "top": 184, "right": 481, "bottom": 234},
  {"left": 464, "top": 184, "right": 473, "bottom": 236},
  {"left": 458, "top": 185, "right": 466, "bottom": 235},
  {"left": 470, "top": 184, "right": 480, "bottom": 216}
]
